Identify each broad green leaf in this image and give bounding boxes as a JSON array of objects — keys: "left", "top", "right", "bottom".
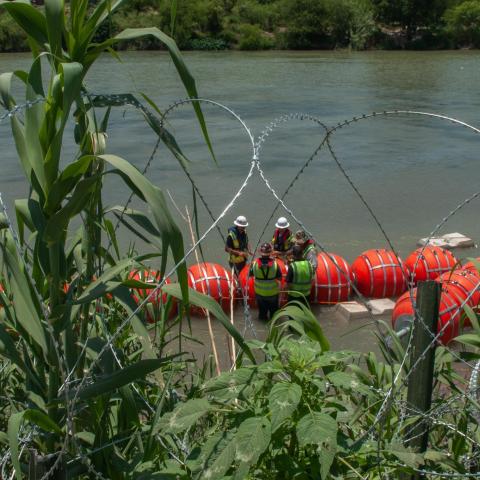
[
  {"left": 8, "top": 411, "right": 25, "bottom": 480},
  {"left": 268, "top": 382, "right": 302, "bottom": 432},
  {"left": 271, "top": 302, "right": 330, "bottom": 352},
  {"left": 45, "top": 156, "right": 92, "bottom": 213},
  {"left": 45, "top": 0, "right": 64, "bottom": 60},
  {"left": 327, "top": 371, "right": 371, "bottom": 395},
  {"left": 462, "top": 304, "right": 480, "bottom": 334},
  {"left": 193, "top": 431, "right": 236, "bottom": 480},
  {"left": 455, "top": 333, "right": 480, "bottom": 349},
  {"left": 1, "top": 233, "right": 47, "bottom": 354},
  {"left": 106, "top": 28, "right": 216, "bottom": 163},
  {"left": 319, "top": 440, "right": 336, "bottom": 480},
  {"left": 8, "top": 408, "right": 62, "bottom": 480},
  {"left": 154, "top": 398, "right": 212, "bottom": 435},
  {"left": 296, "top": 411, "right": 337, "bottom": 448},
  {"left": 75, "top": 257, "right": 136, "bottom": 303},
  {"left": 164, "top": 283, "right": 255, "bottom": 364},
  {"left": 44, "top": 174, "right": 100, "bottom": 244},
  {"left": 100, "top": 154, "right": 188, "bottom": 301},
  {"left": 234, "top": 417, "right": 271, "bottom": 471},
  {"left": 203, "top": 368, "right": 257, "bottom": 401},
  {"left": 0, "top": 1, "right": 48, "bottom": 47},
  {"left": 24, "top": 409, "right": 62, "bottom": 434},
  {"left": 70, "top": 357, "right": 178, "bottom": 401}
]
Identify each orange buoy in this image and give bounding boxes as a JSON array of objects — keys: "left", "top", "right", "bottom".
[
  {"left": 405, "top": 246, "right": 456, "bottom": 283},
  {"left": 461, "top": 257, "right": 480, "bottom": 277},
  {"left": 351, "top": 249, "right": 407, "bottom": 298},
  {"left": 435, "top": 270, "right": 480, "bottom": 327},
  {"left": 237, "top": 264, "right": 255, "bottom": 306},
  {"left": 311, "top": 252, "right": 353, "bottom": 304},
  {"left": 392, "top": 288, "right": 463, "bottom": 344},
  {"left": 129, "top": 269, "right": 173, "bottom": 322},
  {"left": 237, "top": 259, "right": 288, "bottom": 307},
  {"left": 187, "top": 263, "right": 236, "bottom": 315}
]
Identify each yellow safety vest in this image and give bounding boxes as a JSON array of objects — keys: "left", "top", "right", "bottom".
[
  {"left": 228, "top": 228, "right": 247, "bottom": 264},
  {"left": 253, "top": 260, "right": 279, "bottom": 297}
]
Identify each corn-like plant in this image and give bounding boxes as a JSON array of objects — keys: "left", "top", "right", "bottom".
[{"left": 0, "top": 0, "right": 250, "bottom": 478}]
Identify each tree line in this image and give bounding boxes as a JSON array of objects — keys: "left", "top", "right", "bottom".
[{"left": 1, "top": 0, "right": 480, "bottom": 52}]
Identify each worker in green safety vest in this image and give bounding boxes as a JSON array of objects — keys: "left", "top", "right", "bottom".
[
  {"left": 294, "top": 229, "right": 318, "bottom": 270},
  {"left": 287, "top": 244, "right": 314, "bottom": 305},
  {"left": 249, "top": 242, "right": 282, "bottom": 320}
]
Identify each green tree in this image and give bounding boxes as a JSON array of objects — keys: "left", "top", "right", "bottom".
[{"left": 444, "top": 0, "right": 480, "bottom": 46}]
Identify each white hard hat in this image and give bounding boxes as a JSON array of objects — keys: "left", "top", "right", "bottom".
[
  {"left": 275, "top": 217, "right": 289, "bottom": 229},
  {"left": 234, "top": 215, "right": 248, "bottom": 227}
]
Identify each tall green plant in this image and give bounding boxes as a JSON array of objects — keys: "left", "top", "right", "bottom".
[{"left": 0, "top": 0, "right": 253, "bottom": 477}]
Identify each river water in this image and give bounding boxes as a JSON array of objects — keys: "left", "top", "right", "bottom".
[{"left": 1, "top": 50, "right": 480, "bottom": 355}]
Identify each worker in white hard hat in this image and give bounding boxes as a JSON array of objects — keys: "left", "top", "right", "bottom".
[
  {"left": 272, "top": 217, "right": 293, "bottom": 259},
  {"left": 225, "top": 215, "right": 252, "bottom": 275}
]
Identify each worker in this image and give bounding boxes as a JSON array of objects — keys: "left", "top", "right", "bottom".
[
  {"left": 272, "top": 217, "right": 294, "bottom": 258},
  {"left": 225, "top": 215, "right": 252, "bottom": 275},
  {"left": 249, "top": 242, "right": 282, "bottom": 320},
  {"left": 286, "top": 244, "right": 314, "bottom": 305},
  {"left": 294, "top": 229, "right": 318, "bottom": 270}
]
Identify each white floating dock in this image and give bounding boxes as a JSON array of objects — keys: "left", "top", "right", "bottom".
[{"left": 417, "top": 232, "right": 475, "bottom": 249}]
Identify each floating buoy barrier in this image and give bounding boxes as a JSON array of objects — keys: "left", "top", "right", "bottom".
[
  {"left": 461, "top": 257, "right": 480, "bottom": 277},
  {"left": 129, "top": 269, "right": 174, "bottom": 322},
  {"left": 187, "top": 263, "right": 236, "bottom": 315},
  {"left": 392, "top": 288, "right": 463, "bottom": 344},
  {"left": 352, "top": 249, "right": 407, "bottom": 298},
  {"left": 405, "top": 246, "right": 456, "bottom": 283},
  {"left": 237, "top": 259, "right": 288, "bottom": 307},
  {"left": 311, "top": 252, "right": 353, "bottom": 304}
]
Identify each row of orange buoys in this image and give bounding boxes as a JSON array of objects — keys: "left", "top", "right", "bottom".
[{"left": 126, "top": 246, "right": 479, "bottom": 344}]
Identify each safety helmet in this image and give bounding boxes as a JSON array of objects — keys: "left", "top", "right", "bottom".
[
  {"left": 260, "top": 242, "right": 273, "bottom": 255},
  {"left": 275, "top": 217, "right": 290, "bottom": 229},
  {"left": 234, "top": 215, "right": 249, "bottom": 227},
  {"left": 295, "top": 230, "right": 307, "bottom": 244}
]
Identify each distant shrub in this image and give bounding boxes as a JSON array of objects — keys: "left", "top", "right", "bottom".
[
  {"left": 238, "top": 24, "right": 274, "bottom": 50},
  {"left": 0, "top": 13, "right": 28, "bottom": 51},
  {"left": 189, "top": 37, "right": 229, "bottom": 50},
  {"left": 444, "top": 0, "right": 480, "bottom": 47}
]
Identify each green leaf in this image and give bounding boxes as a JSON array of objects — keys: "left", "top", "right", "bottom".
[
  {"left": 271, "top": 302, "right": 330, "bottom": 352},
  {"left": 70, "top": 357, "right": 178, "bottom": 401},
  {"left": 327, "top": 371, "right": 371, "bottom": 395},
  {"left": 1, "top": 233, "right": 47, "bottom": 354},
  {"left": 463, "top": 304, "right": 480, "bottom": 334},
  {"left": 155, "top": 398, "right": 212, "bottom": 435},
  {"left": 75, "top": 257, "right": 135, "bottom": 303},
  {"left": 100, "top": 154, "right": 188, "bottom": 301},
  {"left": 110, "top": 28, "right": 216, "bottom": 164},
  {"left": 163, "top": 283, "right": 255, "bottom": 364},
  {"left": 44, "top": 174, "right": 100, "bottom": 244},
  {"left": 8, "top": 411, "right": 25, "bottom": 480},
  {"left": 268, "top": 382, "right": 302, "bottom": 432},
  {"left": 234, "top": 417, "right": 271, "bottom": 471},
  {"left": 193, "top": 431, "right": 236, "bottom": 480},
  {"left": 0, "top": 1, "right": 48, "bottom": 47},
  {"left": 455, "top": 333, "right": 480, "bottom": 349},
  {"left": 203, "top": 368, "right": 258, "bottom": 401},
  {"left": 45, "top": 0, "right": 64, "bottom": 60},
  {"left": 296, "top": 411, "right": 337, "bottom": 448}
]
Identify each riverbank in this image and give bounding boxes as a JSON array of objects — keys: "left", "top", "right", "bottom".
[{"left": 1, "top": 0, "right": 480, "bottom": 53}]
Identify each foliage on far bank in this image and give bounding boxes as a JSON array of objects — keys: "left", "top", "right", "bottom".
[{"left": 2, "top": 0, "right": 480, "bottom": 52}]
